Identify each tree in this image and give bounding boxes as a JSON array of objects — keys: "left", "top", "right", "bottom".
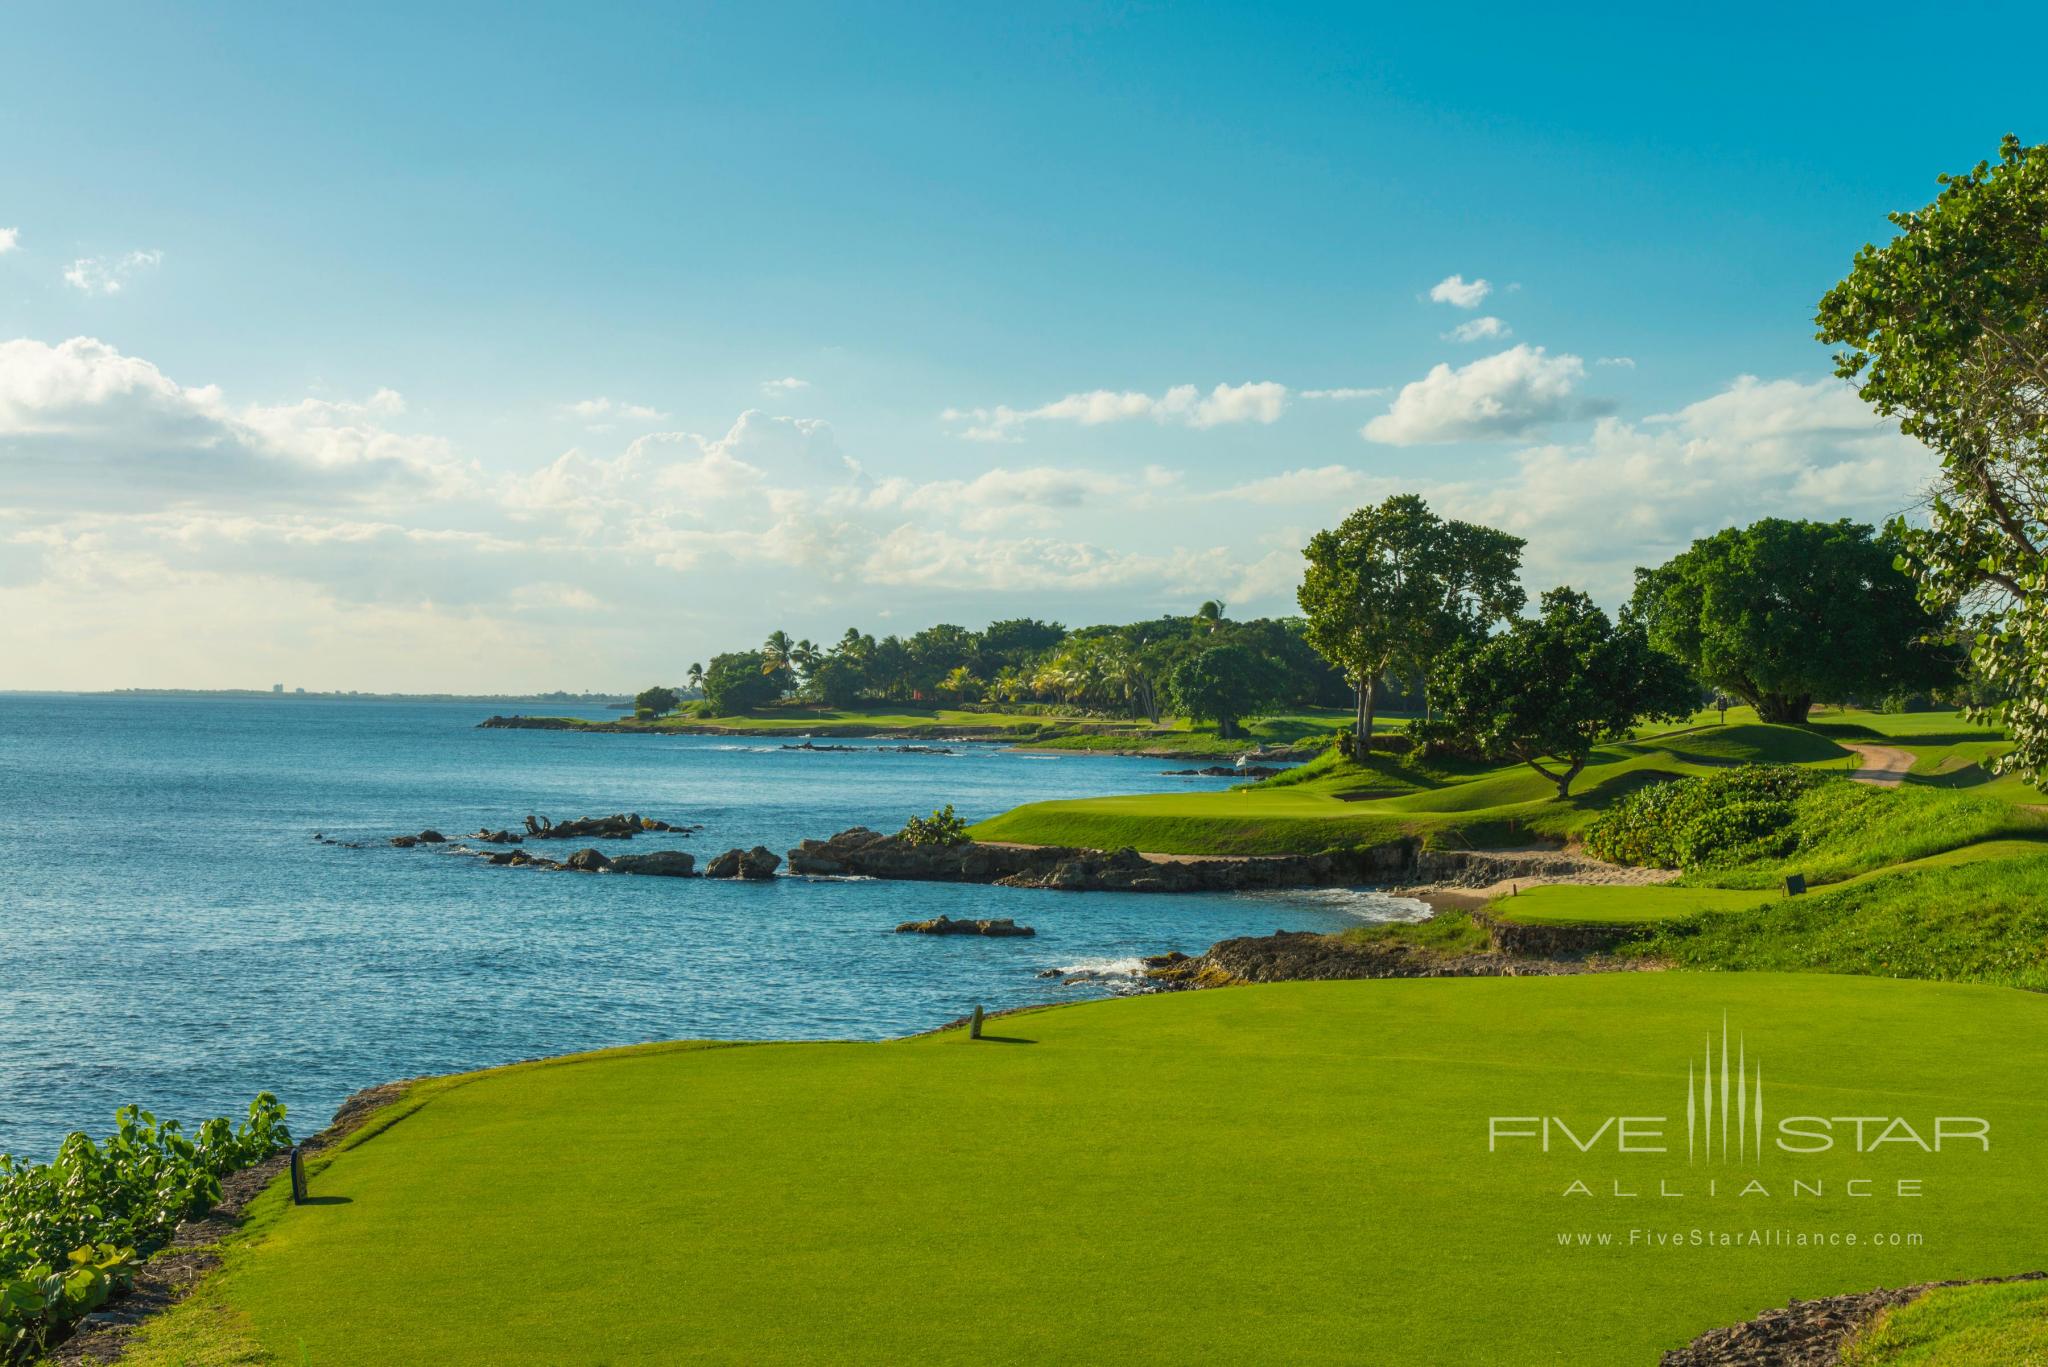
[
  {"left": 1419, "top": 588, "right": 1695, "bottom": 798},
  {"left": 1630, "top": 519, "right": 1959, "bottom": 725},
  {"left": 701, "top": 651, "right": 790, "bottom": 714},
  {"left": 634, "top": 685, "right": 680, "bottom": 718},
  {"left": 1408, "top": 519, "right": 1526, "bottom": 715},
  {"left": 1195, "top": 600, "right": 1228, "bottom": 632},
  {"left": 685, "top": 662, "right": 704, "bottom": 694},
  {"left": 1165, "top": 643, "right": 1281, "bottom": 740},
  {"left": 1298, "top": 495, "right": 1467, "bottom": 746},
  {"left": 1815, "top": 134, "right": 2048, "bottom": 781}
]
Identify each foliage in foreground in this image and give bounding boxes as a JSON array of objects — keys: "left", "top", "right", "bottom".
[
  {"left": 0, "top": 1095, "right": 291, "bottom": 1364},
  {"left": 1817, "top": 133, "right": 2048, "bottom": 785},
  {"left": 1625, "top": 852, "right": 2048, "bottom": 989}
]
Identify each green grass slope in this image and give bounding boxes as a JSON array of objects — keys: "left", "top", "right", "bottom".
[
  {"left": 1622, "top": 849, "right": 2048, "bottom": 989},
  {"left": 1495, "top": 839, "right": 2048, "bottom": 927},
  {"left": 134, "top": 976, "right": 2048, "bottom": 1366},
  {"left": 1842, "top": 1277, "right": 2048, "bottom": 1365}
]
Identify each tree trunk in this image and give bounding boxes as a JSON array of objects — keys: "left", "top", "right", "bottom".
[
  {"left": 1355, "top": 679, "right": 1377, "bottom": 750},
  {"left": 1555, "top": 757, "right": 1586, "bottom": 800},
  {"left": 1755, "top": 693, "right": 1814, "bottom": 725},
  {"left": 1218, "top": 715, "right": 1241, "bottom": 740}
]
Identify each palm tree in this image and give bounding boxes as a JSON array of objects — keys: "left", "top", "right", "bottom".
[
  {"left": 1196, "top": 600, "right": 1228, "bottom": 632},
  {"left": 686, "top": 662, "right": 704, "bottom": 693},
  {"left": 761, "top": 630, "right": 794, "bottom": 675}
]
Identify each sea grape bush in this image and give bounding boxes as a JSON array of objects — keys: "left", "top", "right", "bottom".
[
  {"left": 0, "top": 1094, "right": 291, "bottom": 1363},
  {"left": 1584, "top": 765, "right": 1824, "bottom": 870},
  {"left": 900, "top": 804, "right": 970, "bottom": 847}
]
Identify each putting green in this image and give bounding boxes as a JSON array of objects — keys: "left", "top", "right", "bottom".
[{"left": 141, "top": 975, "right": 2048, "bottom": 1365}]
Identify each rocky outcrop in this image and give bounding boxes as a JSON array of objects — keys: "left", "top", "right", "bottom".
[
  {"left": 1163, "top": 764, "right": 1284, "bottom": 779},
  {"left": 707, "top": 846, "right": 782, "bottom": 880},
  {"left": 785, "top": 828, "right": 1428, "bottom": 892},
  {"left": 895, "top": 915, "right": 1035, "bottom": 937},
  {"left": 562, "top": 847, "right": 611, "bottom": 872},
  {"left": 1473, "top": 910, "right": 1658, "bottom": 956},
  {"left": 1660, "top": 1272, "right": 2046, "bottom": 1366},
  {"left": 608, "top": 850, "right": 697, "bottom": 877},
  {"left": 521, "top": 812, "right": 690, "bottom": 839},
  {"left": 1148, "top": 929, "right": 1592, "bottom": 986}
]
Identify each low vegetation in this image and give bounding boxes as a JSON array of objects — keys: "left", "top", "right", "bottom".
[
  {"left": 1, "top": 1096, "right": 291, "bottom": 1363},
  {"left": 1841, "top": 1276, "right": 2048, "bottom": 1366}
]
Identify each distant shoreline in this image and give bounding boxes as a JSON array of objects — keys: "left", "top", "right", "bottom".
[{"left": 4, "top": 689, "right": 636, "bottom": 704}]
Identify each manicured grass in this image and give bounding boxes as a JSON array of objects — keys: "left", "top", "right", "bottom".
[
  {"left": 136, "top": 976, "right": 2048, "bottom": 1365},
  {"left": 1492, "top": 838, "right": 2048, "bottom": 926},
  {"left": 1841, "top": 1277, "right": 2048, "bottom": 1365},
  {"left": 972, "top": 722, "right": 1867, "bottom": 855},
  {"left": 1624, "top": 849, "right": 2048, "bottom": 989}
]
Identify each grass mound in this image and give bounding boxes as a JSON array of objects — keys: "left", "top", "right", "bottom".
[
  {"left": 1623, "top": 848, "right": 2048, "bottom": 988},
  {"left": 124, "top": 976, "right": 2048, "bottom": 1365}
]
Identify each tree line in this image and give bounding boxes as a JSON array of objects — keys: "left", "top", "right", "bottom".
[{"left": 646, "top": 135, "right": 2048, "bottom": 791}]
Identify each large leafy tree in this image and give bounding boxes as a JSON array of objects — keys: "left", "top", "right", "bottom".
[
  {"left": 1815, "top": 134, "right": 2048, "bottom": 780},
  {"left": 633, "top": 685, "right": 679, "bottom": 718},
  {"left": 1631, "top": 519, "right": 1959, "bottom": 725},
  {"left": 1419, "top": 589, "right": 1695, "bottom": 798},
  {"left": 1298, "top": 495, "right": 1523, "bottom": 745},
  {"left": 701, "top": 651, "right": 790, "bottom": 715},
  {"left": 1164, "top": 643, "right": 1281, "bottom": 740}
]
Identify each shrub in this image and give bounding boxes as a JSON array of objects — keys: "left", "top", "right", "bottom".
[
  {"left": 900, "top": 804, "right": 969, "bottom": 848},
  {"left": 1, "top": 1094, "right": 292, "bottom": 1363},
  {"left": 1584, "top": 765, "right": 1823, "bottom": 869}
]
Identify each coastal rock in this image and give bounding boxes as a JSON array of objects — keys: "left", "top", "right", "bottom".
[
  {"left": 472, "top": 828, "right": 523, "bottom": 844},
  {"left": 1151, "top": 929, "right": 1588, "bottom": 986},
  {"left": 895, "top": 915, "right": 1034, "bottom": 937},
  {"left": 416, "top": 829, "right": 447, "bottom": 844},
  {"left": 523, "top": 812, "right": 686, "bottom": 840},
  {"left": 563, "top": 847, "right": 612, "bottom": 872},
  {"left": 1163, "top": 765, "right": 1283, "bottom": 779},
  {"left": 784, "top": 741, "right": 860, "bottom": 752},
  {"left": 707, "top": 846, "right": 781, "bottom": 880},
  {"left": 389, "top": 835, "right": 418, "bottom": 848},
  {"left": 608, "top": 850, "right": 698, "bottom": 877}
]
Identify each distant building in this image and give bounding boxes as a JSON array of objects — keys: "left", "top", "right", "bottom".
[
  {"left": 272, "top": 683, "right": 284, "bottom": 693},
  {"left": 294, "top": 687, "right": 306, "bottom": 694}
]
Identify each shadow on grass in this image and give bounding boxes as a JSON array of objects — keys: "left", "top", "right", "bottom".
[{"left": 972, "top": 1035, "right": 1037, "bottom": 1045}]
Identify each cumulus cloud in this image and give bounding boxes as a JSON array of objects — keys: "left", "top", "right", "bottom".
[
  {"left": 0, "top": 337, "right": 466, "bottom": 511},
  {"left": 943, "top": 380, "right": 1288, "bottom": 440},
  {"left": 63, "top": 250, "right": 162, "bottom": 295},
  {"left": 1361, "top": 345, "right": 1601, "bottom": 445},
  {"left": 1299, "top": 387, "right": 1386, "bottom": 401},
  {"left": 0, "top": 228, "right": 18, "bottom": 254},
  {"left": 1444, "top": 316, "right": 1510, "bottom": 343},
  {"left": 761, "top": 376, "right": 809, "bottom": 395},
  {"left": 1428, "top": 274, "right": 1491, "bottom": 308},
  {"left": 1427, "top": 375, "right": 1935, "bottom": 598},
  {"left": 1598, "top": 356, "right": 1636, "bottom": 369},
  {"left": 1213, "top": 465, "right": 1387, "bottom": 506}
]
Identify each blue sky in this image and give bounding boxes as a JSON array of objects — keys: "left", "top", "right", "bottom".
[{"left": 1, "top": 3, "right": 2039, "bottom": 689}]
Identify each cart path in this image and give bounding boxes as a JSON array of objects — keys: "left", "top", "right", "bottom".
[{"left": 1843, "top": 743, "right": 1914, "bottom": 786}]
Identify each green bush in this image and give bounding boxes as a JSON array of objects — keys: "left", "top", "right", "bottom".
[
  {"left": 1585, "top": 765, "right": 1823, "bottom": 869},
  {"left": 1, "top": 1094, "right": 291, "bottom": 1362},
  {"left": 900, "top": 804, "right": 970, "bottom": 848}
]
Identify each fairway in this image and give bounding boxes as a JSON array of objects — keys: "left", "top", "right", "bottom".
[{"left": 147, "top": 975, "right": 2048, "bottom": 1365}]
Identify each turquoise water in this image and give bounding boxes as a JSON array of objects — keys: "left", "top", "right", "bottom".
[{"left": 0, "top": 695, "right": 1416, "bottom": 1158}]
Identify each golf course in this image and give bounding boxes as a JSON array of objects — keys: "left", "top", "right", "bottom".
[{"left": 112, "top": 974, "right": 2048, "bottom": 1365}]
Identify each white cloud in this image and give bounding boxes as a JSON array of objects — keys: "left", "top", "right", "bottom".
[
  {"left": 1428, "top": 274, "right": 1491, "bottom": 308},
  {"left": 1598, "top": 356, "right": 1636, "bottom": 369},
  {"left": 1299, "top": 387, "right": 1387, "bottom": 401},
  {"left": 1443, "top": 316, "right": 1510, "bottom": 344},
  {"left": 63, "top": 249, "right": 162, "bottom": 295},
  {"left": 944, "top": 379, "right": 1288, "bottom": 440},
  {"left": 0, "top": 337, "right": 465, "bottom": 511},
  {"left": 560, "top": 396, "right": 669, "bottom": 424},
  {"left": 1362, "top": 345, "right": 1600, "bottom": 445},
  {"left": 0, "top": 228, "right": 19, "bottom": 254},
  {"left": 1426, "top": 375, "right": 1935, "bottom": 598},
  {"left": 1214, "top": 465, "right": 1387, "bottom": 505},
  {"left": 761, "top": 376, "right": 809, "bottom": 395}
]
